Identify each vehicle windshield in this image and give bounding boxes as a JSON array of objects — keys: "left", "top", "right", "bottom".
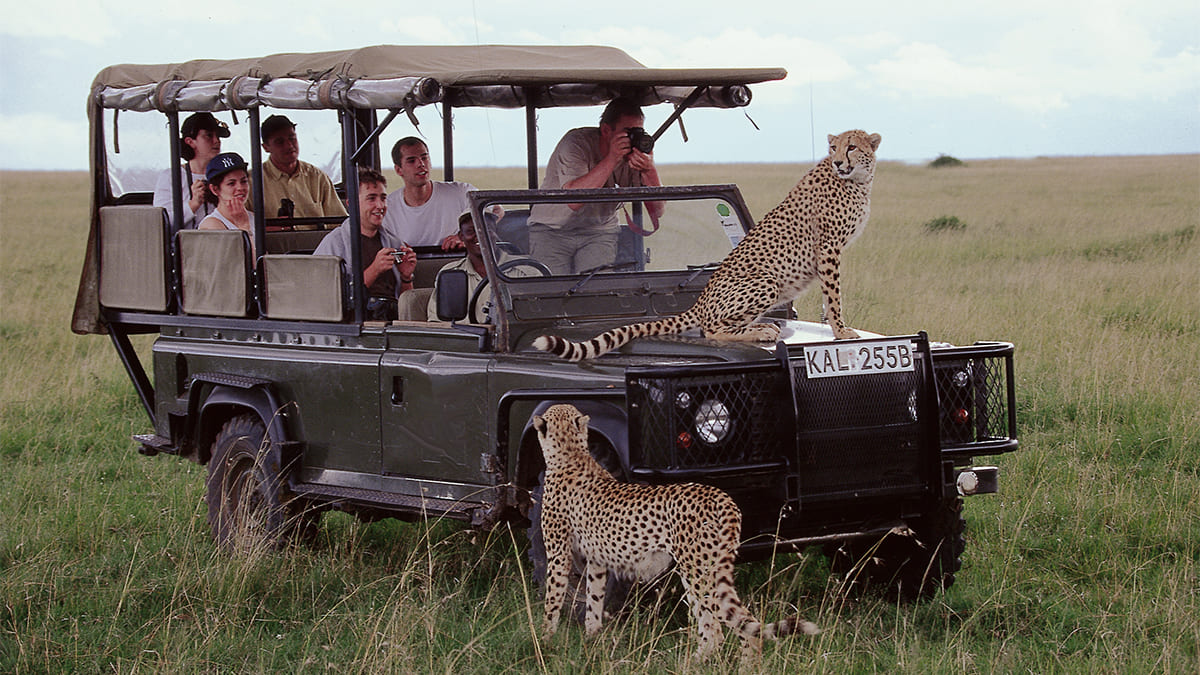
[{"left": 475, "top": 190, "right": 748, "bottom": 283}]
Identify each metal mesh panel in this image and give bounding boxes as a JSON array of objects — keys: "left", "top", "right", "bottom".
[
  {"left": 790, "top": 356, "right": 929, "bottom": 500},
  {"left": 934, "top": 355, "right": 1012, "bottom": 447},
  {"left": 628, "top": 366, "right": 785, "bottom": 470}
]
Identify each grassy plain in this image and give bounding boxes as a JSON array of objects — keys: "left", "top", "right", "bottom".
[{"left": 2, "top": 155, "right": 1199, "bottom": 673}]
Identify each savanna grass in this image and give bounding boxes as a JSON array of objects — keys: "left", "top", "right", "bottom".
[{"left": 2, "top": 155, "right": 1198, "bottom": 673}]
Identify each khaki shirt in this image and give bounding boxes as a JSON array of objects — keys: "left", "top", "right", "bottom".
[{"left": 258, "top": 160, "right": 348, "bottom": 218}]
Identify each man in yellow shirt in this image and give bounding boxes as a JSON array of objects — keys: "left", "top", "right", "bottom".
[{"left": 258, "top": 114, "right": 348, "bottom": 219}]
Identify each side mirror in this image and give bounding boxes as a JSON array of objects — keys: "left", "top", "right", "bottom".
[{"left": 435, "top": 269, "right": 469, "bottom": 322}]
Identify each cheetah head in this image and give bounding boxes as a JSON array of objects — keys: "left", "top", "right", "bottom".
[
  {"left": 828, "top": 129, "right": 882, "bottom": 183},
  {"left": 533, "top": 404, "right": 590, "bottom": 462}
]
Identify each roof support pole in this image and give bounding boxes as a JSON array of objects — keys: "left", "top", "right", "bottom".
[
  {"left": 248, "top": 107, "right": 266, "bottom": 270},
  {"left": 340, "top": 109, "right": 365, "bottom": 324},
  {"left": 442, "top": 101, "right": 454, "bottom": 182},
  {"left": 166, "top": 112, "right": 185, "bottom": 236},
  {"left": 525, "top": 90, "right": 538, "bottom": 189}
]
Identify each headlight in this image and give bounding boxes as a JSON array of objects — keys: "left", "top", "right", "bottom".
[{"left": 694, "top": 399, "right": 732, "bottom": 444}]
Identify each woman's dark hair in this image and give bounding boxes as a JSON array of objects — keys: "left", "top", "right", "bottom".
[{"left": 181, "top": 135, "right": 196, "bottom": 161}]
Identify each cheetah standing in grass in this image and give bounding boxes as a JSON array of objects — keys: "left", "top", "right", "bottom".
[
  {"left": 534, "top": 129, "right": 882, "bottom": 361},
  {"left": 533, "top": 404, "right": 819, "bottom": 659}
]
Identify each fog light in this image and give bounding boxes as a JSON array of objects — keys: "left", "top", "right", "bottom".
[
  {"left": 694, "top": 399, "right": 731, "bottom": 444},
  {"left": 952, "top": 370, "right": 970, "bottom": 388}
]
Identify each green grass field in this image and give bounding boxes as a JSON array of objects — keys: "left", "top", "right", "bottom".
[{"left": 2, "top": 155, "right": 1198, "bottom": 673}]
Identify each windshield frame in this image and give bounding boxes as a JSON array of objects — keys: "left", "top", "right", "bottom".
[{"left": 468, "top": 184, "right": 756, "bottom": 348}]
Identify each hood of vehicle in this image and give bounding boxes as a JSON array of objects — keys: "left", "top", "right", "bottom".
[{"left": 515, "top": 319, "right": 882, "bottom": 365}]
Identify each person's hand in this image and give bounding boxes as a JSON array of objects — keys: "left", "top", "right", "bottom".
[
  {"left": 394, "top": 245, "right": 417, "bottom": 280},
  {"left": 369, "top": 248, "right": 399, "bottom": 280},
  {"left": 441, "top": 233, "right": 465, "bottom": 251},
  {"left": 605, "top": 130, "right": 632, "bottom": 162},
  {"left": 627, "top": 148, "right": 655, "bottom": 172},
  {"left": 189, "top": 178, "right": 207, "bottom": 211}
]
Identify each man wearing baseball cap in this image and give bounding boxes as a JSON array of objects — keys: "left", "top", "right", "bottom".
[
  {"left": 152, "top": 112, "right": 230, "bottom": 228},
  {"left": 258, "top": 114, "right": 347, "bottom": 220}
]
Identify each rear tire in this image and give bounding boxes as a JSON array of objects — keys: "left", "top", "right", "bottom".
[{"left": 205, "top": 413, "right": 315, "bottom": 550}]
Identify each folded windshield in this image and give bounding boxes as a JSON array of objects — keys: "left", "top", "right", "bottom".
[{"left": 474, "top": 192, "right": 748, "bottom": 282}]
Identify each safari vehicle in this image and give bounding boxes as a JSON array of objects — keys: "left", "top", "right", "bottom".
[{"left": 73, "top": 45, "right": 1017, "bottom": 597}]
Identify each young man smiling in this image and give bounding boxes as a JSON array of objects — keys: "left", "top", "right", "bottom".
[{"left": 314, "top": 167, "right": 415, "bottom": 321}]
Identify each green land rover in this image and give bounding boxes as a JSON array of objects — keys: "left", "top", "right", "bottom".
[{"left": 73, "top": 45, "right": 1017, "bottom": 598}]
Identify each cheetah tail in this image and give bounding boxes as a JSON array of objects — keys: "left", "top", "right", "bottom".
[
  {"left": 532, "top": 314, "right": 697, "bottom": 361},
  {"left": 760, "top": 616, "right": 821, "bottom": 640}
]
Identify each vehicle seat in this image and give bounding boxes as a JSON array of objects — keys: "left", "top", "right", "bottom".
[
  {"left": 177, "top": 229, "right": 253, "bottom": 317},
  {"left": 260, "top": 254, "right": 346, "bottom": 321},
  {"left": 396, "top": 287, "right": 433, "bottom": 322},
  {"left": 98, "top": 205, "right": 170, "bottom": 312}
]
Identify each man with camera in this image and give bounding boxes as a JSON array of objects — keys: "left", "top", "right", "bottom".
[
  {"left": 314, "top": 167, "right": 415, "bottom": 321},
  {"left": 259, "top": 114, "right": 348, "bottom": 220},
  {"left": 528, "top": 97, "right": 664, "bottom": 275}
]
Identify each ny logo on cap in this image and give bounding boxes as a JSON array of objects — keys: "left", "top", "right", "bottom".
[{"left": 221, "top": 157, "right": 235, "bottom": 168}]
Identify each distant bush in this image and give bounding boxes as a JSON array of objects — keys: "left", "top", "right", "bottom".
[
  {"left": 924, "top": 215, "right": 967, "bottom": 232},
  {"left": 929, "top": 154, "right": 965, "bottom": 168}
]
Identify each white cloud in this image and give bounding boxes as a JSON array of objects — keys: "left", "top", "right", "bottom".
[
  {"left": 2, "top": 0, "right": 117, "bottom": 45},
  {"left": 0, "top": 113, "right": 89, "bottom": 170}
]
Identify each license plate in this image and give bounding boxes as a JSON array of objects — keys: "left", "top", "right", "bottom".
[{"left": 802, "top": 340, "right": 915, "bottom": 378}]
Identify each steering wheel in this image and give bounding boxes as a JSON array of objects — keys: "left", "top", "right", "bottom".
[{"left": 467, "top": 257, "right": 553, "bottom": 324}]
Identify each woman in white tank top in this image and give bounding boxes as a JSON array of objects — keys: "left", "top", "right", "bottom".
[{"left": 198, "top": 152, "right": 257, "bottom": 258}]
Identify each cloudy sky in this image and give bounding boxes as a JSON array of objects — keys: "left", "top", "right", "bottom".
[{"left": 1, "top": 0, "right": 1196, "bottom": 170}]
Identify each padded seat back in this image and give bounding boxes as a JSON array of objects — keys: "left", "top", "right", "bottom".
[
  {"left": 261, "top": 254, "right": 345, "bottom": 321},
  {"left": 178, "top": 229, "right": 252, "bottom": 317},
  {"left": 98, "top": 205, "right": 170, "bottom": 312}
]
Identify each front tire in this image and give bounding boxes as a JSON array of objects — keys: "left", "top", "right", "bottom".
[
  {"left": 826, "top": 497, "right": 966, "bottom": 599},
  {"left": 205, "top": 413, "right": 314, "bottom": 550}
]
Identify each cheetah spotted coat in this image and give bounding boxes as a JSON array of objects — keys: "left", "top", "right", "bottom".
[
  {"left": 534, "top": 129, "right": 882, "bottom": 361},
  {"left": 533, "top": 404, "right": 818, "bottom": 659}
]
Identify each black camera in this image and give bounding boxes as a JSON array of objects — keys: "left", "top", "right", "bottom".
[
  {"left": 277, "top": 198, "right": 295, "bottom": 218},
  {"left": 626, "top": 126, "right": 654, "bottom": 154}
]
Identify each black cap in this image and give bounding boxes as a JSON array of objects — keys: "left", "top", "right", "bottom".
[
  {"left": 261, "top": 114, "right": 296, "bottom": 142},
  {"left": 205, "top": 152, "right": 248, "bottom": 183},
  {"left": 180, "top": 112, "right": 231, "bottom": 139}
]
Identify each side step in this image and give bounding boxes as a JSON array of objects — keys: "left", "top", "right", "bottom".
[
  {"left": 292, "top": 482, "right": 478, "bottom": 519},
  {"left": 134, "top": 433, "right": 175, "bottom": 456}
]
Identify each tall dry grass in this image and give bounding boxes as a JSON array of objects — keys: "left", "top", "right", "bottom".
[{"left": 2, "top": 155, "right": 1198, "bottom": 673}]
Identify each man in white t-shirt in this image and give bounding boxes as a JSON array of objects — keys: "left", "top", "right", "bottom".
[{"left": 381, "top": 137, "right": 472, "bottom": 251}]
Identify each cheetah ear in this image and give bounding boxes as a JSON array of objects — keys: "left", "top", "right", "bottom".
[
  {"left": 827, "top": 133, "right": 835, "bottom": 145},
  {"left": 868, "top": 133, "right": 882, "bottom": 151},
  {"left": 532, "top": 415, "right": 547, "bottom": 437},
  {"left": 574, "top": 414, "right": 590, "bottom": 433}
]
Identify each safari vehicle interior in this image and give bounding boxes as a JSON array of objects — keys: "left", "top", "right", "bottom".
[{"left": 72, "top": 45, "right": 786, "bottom": 420}]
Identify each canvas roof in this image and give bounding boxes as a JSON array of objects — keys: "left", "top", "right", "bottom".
[{"left": 91, "top": 44, "right": 787, "bottom": 112}]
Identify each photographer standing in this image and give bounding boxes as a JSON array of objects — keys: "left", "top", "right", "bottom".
[{"left": 528, "top": 97, "right": 664, "bottom": 274}]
